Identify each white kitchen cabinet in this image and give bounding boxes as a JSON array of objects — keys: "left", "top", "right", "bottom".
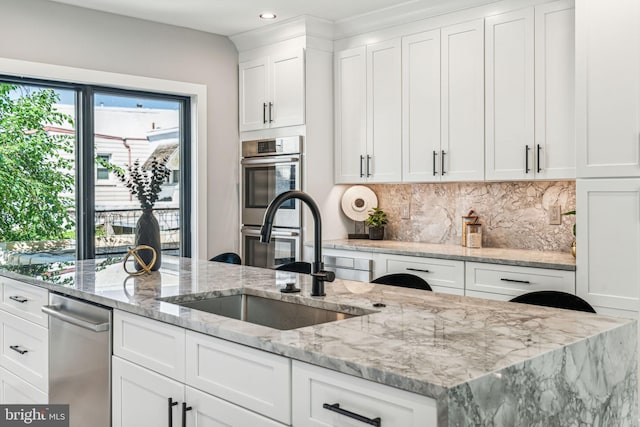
[
  {"left": 441, "top": 19, "right": 485, "bottom": 182},
  {"left": 486, "top": 1, "right": 575, "bottom": 181},
  {"left": 0, "top": 367, "right": 47, "bottom": 404},
  {"left": 576, "top": 0, "right": 640, "bottom": 178},
  {"left": 292, "top": 360, "right": 437, "bottom": 427},
  {"left": 335, "top": 39, "right": 401, "bottom": 184},
  {"left": 373, "top": 253, "right": 464, "bottom": 295},
  {"left": 576, "top": 179, "right": 640, "bottom": 313},
  {"left": 239, "top": 48, "right": 305, "bottom": 131},
  {"left": 402, "top": 29, "right": 441, "bottom": 182},
  {"left": 465, "top": 262, "right": 575, "bottom": 301}
]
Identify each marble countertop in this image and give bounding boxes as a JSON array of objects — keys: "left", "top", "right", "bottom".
[
  {"left": 0, "top": 256, "right": 626, "bottom": 402},
  {"left": 319, "top": 239, "right": 576, "bottom": 270}
]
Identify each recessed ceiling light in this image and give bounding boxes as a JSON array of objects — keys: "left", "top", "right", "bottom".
[{"left": 259, "top": 12, "right": 277, "bottom": 20}]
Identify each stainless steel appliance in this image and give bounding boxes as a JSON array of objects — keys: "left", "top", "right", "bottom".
[
  {"left": 241, "top": 136, "right": 303, "bottom": 268},
  {"left": 42, "top": 293, "right": 112, "bottom": 427}
]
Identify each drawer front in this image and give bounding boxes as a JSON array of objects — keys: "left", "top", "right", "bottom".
[
  {"left": 186, "top": 386, "right": 286, "bottom": 427},
  {"left": 0, "top": 366, "right": 47, "bottom": 404},
  {"left": 113, "top": 310, "right": 185, "bottom": 382},
  {"left": 0, "top": 311, "right": 48, "bottom": 392},
  {"left": 0, "top": 278, "right": 49, "bottom": 327},
  {"left": 378, "top": 254, "right": 465, "bottom": 291},
  {"left": 465, "top": 262, "right": 575, "bottom": 297},
  {"left": 185, "top": 331, "right": 291, "bottom": 424},
  {"left": 292, "top": 361, "right": 437, "bottom": 427}
]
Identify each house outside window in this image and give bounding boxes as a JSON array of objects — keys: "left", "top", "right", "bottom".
[{"left": 96, "top": 154, "right": 111, "bottom": 180}]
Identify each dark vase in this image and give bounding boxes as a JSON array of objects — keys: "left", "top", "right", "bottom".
[
  {"left": 369, "top": 226, "right": 385, "bottom": 240},
  {"left": 135, "top": 209, "right": 161, "bottom": 271}
]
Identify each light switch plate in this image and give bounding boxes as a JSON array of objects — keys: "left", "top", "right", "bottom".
[
  {"left": 400, "top": 204, "right": 411, "bottom": 219},
  {"left": 549, "top": 204, "right": 561, "bottom": 225}
]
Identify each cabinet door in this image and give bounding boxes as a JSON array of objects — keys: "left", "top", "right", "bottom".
[
  {"left": 485, "top": 9, "right": 535, "bottom": 181},
  {"left": 402, "top": 30, "right": 441, "bottom": 182},
  {"left": 112, "top": 356, "right": 183, "bottom": 427},
  {"left": 185, "top": 386, "right": 285, "bottom": 427},
  {"left": 534, "top": 0, "right": 575, "bottom": 180},
  {"left": 576, "top": 179, "right": 640, "bottom": 312},
  {"left": 366, "top": 38, "right": 402, "bottom": 183},
  {"left": 270, "top": 49, "right": 305, "bottom": 128},
  {"left": 239, "top": 57, "right": 269, "bottom": 131},
  {"left": 0, "top": 367, "right": 47, "bottom": 404},
  {"left": 441, "top": 19, "right": 485, "bottom": 182},
  {"left": 334, "top": 47, "right": 367, "bottom": 184},
  {"left": 576, "top": 0, "right": 640, "bottom": 177}
]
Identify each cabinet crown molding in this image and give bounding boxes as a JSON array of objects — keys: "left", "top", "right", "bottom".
[{"left": 231, "top": 15, "right": 333, "bottom": 52}]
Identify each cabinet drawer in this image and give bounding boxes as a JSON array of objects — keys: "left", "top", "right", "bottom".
[
  {"left": 377, "top": 254, "right": 465, "bottom": 292},
  {"left": 113, "top": 310, "right": 185, "bottom": 382},
  {"left": 0, "top": 366, "right": 47, "bottom": 404},
  {"left": 185, "top": 331, "right": 291, "bottom": 424},
  {"left": 292, "top": 361, "right": 437, "bottom": 427},
  {"left": 0, "top": 278, "right": 48, "bottom": 327},
  {"left": 0, "top": 311, "right": 48, "bottom": 392},
  {"left": 465, "top": 262, "right": 575, "bottom": 297}
]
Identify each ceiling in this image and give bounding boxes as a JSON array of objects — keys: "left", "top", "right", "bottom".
[{"left": 45, "top": 0, "right": 426, "bottom": 36}]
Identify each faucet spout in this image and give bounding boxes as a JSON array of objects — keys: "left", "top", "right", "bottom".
[{"left": 260, "top": 191, "right": 334, "bottom": 296}]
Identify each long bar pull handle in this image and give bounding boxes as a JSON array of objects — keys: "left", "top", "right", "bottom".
[
  {"left": 41, "top": 305, "right": 110, "bottom": 332},
  {"left": 536, "top": 144, "right": 542, "bottom": 173},
  {"left": 500, "top": 278, "right": 531, "bottom": 284},
  {"left": 262, "top": 103, "right": 267, "bottom": 124},
  {"left": 181, "top": 402, "right": 193, "bottom": 427},
  {"left": 323, "top": 403, "right": 381, "bottom": 426},
  {"left": 432, "top": 150, "right": 438, "bottom": 176},
  {"left": 9, "top": 345, "right": 28, "bottom": 355},
  {"left": 168, "top": 398, "right": 178, "bottom": 427},
  {"left": 268, "top": 102, "right": 274, "bottom": 123},
  {"left": 9, "top": 295, "right": 28, "bottom": 303},
  {"left": 366, "top": 155, "right": 372, "bottom": 177},
  {"left": 441, "top": 150, "right": 446, "bottom": 175},
  {"left": 406, "top": 267, "right": 430, "bottom": 273},
  {"left": 360, "top": 155, "right": 365, "bottom": 178},
  {"left": 525, "top": 145, "right": 531, "bottom": 174}
]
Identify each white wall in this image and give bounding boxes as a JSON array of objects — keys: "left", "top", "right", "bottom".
[{"left": 0, "top": 0, "right": 239, "bottom": 259}]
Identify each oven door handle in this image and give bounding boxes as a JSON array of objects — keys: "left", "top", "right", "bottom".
[
  {"left": 242, "top": 228, "right": 299, "bottom": 237},
  {"left": 241, "top": 157, "right": 299, "bottom": 165}
]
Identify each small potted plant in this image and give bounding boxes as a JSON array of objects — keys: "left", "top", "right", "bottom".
[{"left": 365, "top": 207, "right": 388, "bottom": 240}]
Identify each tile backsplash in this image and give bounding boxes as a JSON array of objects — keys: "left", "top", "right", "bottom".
[{"left": 367, "top": 181, "right": 576, "bottom": 252}]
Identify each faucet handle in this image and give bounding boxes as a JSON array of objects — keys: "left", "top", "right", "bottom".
[{"left": 312, "top": 270, "right": 335, "bottom": 283}]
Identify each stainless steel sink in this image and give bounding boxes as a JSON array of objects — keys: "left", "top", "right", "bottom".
[{"left": 171, "top": 294, "right": 369, "bottom": 330}]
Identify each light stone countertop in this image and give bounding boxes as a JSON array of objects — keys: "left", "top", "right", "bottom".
[
  {"left": 320, "top": 239, "right": 577, "bottom": 270},
  {"left": 0, "top": 256, "right": 634, "bottom": 425}
]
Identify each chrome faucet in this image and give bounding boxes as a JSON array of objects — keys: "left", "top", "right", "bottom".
[{"left": 260, "top": 191, "right": 335, "bottom": 296}]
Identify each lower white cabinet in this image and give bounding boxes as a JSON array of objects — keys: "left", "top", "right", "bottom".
[
  {"left": 292, "top": 361, "right": 437, "bottom": 427},
  {"left": 373, "top": 253, "right": 464, "bottom": 295},
  {"left": 0, "top": 366, "right": 47, "bottom": 404}
]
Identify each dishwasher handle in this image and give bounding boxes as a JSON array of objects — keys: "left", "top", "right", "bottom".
[{"left": 42, "top": 305, "right": 110, "bottom": 332}]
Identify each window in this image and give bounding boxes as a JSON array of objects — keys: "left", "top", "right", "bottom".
[{"left": 0, "top": 76, "right": 191, "bottom": 263}]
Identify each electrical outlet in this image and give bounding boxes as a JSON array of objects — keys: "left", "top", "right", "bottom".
[
  {"left": 549, "top": 204, "right": 561, "bottom": 225},
  {"left": 400, "top": 204, "right": 411, "bottom": 219}
]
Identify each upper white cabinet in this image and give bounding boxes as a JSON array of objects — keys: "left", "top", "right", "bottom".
[
  {"left": 576, "top": 0, "right": 640, "bottom": 178},
  {"left": 486, "top": 1, "right": 575, "bottom": 181},
  {"left": 239, "top": 48, "right": 305, "bottom": 131},
  {"left": 576, "top": 179, "right": 640, "bottom": 314},
  {"left": 335, "top": 40, "right": 402, "bottom": 183},
  {"left": 441, "top": 19, "right": 485, "bottom": 182}
]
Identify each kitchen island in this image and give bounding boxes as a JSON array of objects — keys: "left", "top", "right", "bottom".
[{"left": 0, "top": 256, "right": 636, "bottom": 426}]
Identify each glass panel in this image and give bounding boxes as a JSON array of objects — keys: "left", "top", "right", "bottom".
[
  {"left": 244, "top": 164, "right": 297, "bottom": 210},
  {"left": 93, "top": 92, "right": 182, "bottom": 257},
  {"left": 0, "top": 82, "right": 76, "bottom": 265},
  {"left": 244, "top": 233, "right": 296, "bottom": 268}
]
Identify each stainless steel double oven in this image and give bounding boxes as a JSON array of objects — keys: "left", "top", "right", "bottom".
[{"left": 241, "top": 136, "right": 302, "bottom": 268}]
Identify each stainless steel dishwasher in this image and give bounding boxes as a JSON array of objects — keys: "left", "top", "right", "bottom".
[{"left": 42, "top": 293, "right": 112, "bottom": 427}]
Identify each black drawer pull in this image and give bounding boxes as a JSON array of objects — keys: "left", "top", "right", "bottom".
[
  {"left": 9, "top": 296, "right": 28, "bottom": 303},
  {"left": 500, "top": 278, "right": 531, "bottom": 284},
  {"left": 9, "top": 345, "right": 28, "bottom": 355},
  {"left": 406, "top": 267, "right": 430, "bottom": 273},
  {"left": 181, "top": 402, "right": 192, "bottom": 427},
  {"left": 323, "top": 403, "right": 381, "bottom": 426},
  {"left": 168, "top": 397, "right": 178, "bottom": 427}
]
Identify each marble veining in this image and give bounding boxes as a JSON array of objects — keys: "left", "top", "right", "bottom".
[
  {"left": 367, "top": 181, "right": 576, "bottom": 252},
  {"left": 0, "top": 256, "right": 633, "bottom": 426}
]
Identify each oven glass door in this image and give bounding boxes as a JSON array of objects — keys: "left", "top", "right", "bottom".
[
  {"left": 242, "top": 156, "right": 301, "bottom": 227},
  {"left": 242, "top": 227, "right": 300, "bottom": 269}
]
